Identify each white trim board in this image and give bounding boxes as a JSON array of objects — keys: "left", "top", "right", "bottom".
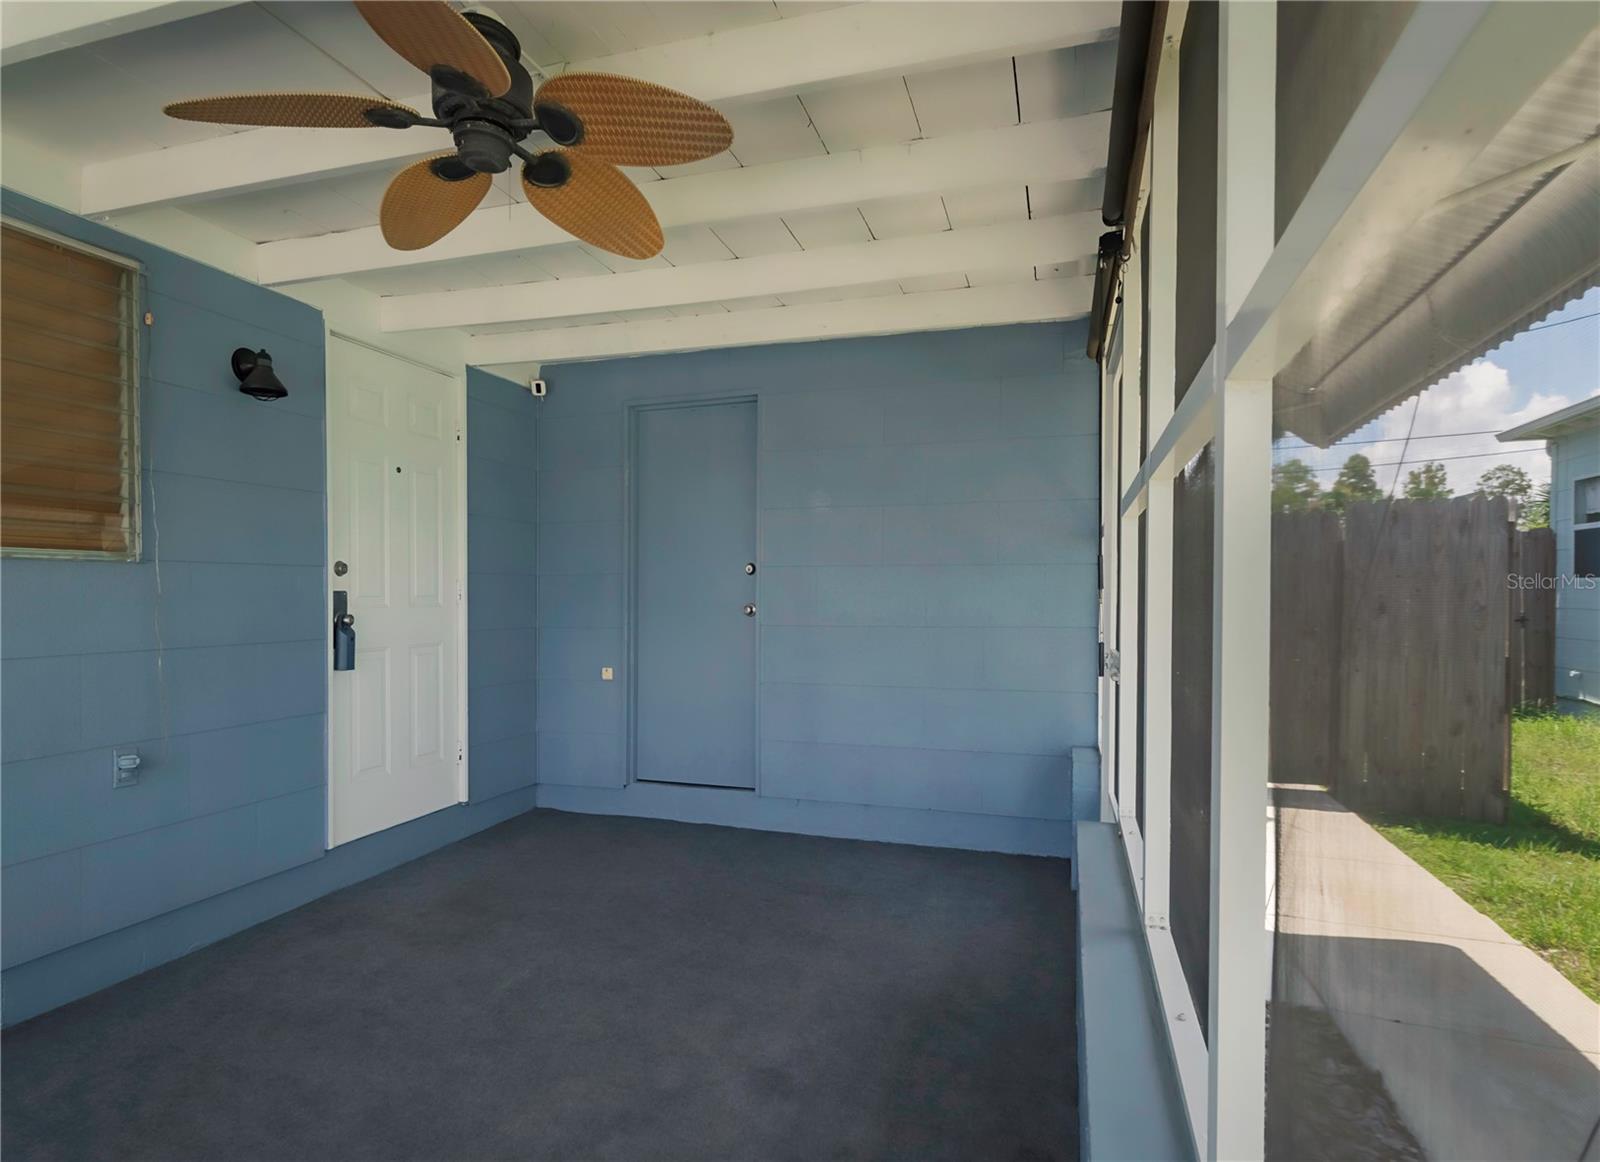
[
  {"left": 535, "top": 783, "right": 1074, "bottom": 859},
  {"left": 471, "top": 279, "right": 1094, "bottom": 369},
  {"left": 383, "top": 215, "right": 1102, "bottom": 331}
]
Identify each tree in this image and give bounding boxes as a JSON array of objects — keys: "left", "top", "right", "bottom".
[
  {"left": 1272, "top": 458, "right": 1322, "bottom": 512},
  {"left": 1521, "top": 481, "right": 1551, "bottom": 530},
  {"left": 1326, "top": 453, "right": 1383, "bottom": 513},
  {"left": 1475, "top": 463, "right": 1535, "bottom": 507},
  {"left": 1402, "top": 461, "right": 1452, "bottom": 500}
]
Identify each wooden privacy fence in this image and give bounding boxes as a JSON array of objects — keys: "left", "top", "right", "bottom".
[{"left": 1270, "top": 496, "right": 1556, "bottom": 823}]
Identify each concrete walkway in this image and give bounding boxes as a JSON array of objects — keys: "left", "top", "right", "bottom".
[{"left": 1273, "top": 785, "right": 1600, "bottom": 1162}]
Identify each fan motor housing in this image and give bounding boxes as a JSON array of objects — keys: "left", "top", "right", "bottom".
[
  {"left": 452, "top": 120, "right": 514, "bottom": 173},
  {"left": 431, "top": 11, "right": 535, "bottom": 154}
]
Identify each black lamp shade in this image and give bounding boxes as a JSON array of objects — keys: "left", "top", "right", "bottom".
[{"left": 232, "top": 348, "right": 287, "bottom": 401}]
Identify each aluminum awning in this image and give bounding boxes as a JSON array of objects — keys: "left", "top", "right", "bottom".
[{"left": 1274, "top": 27, "right": 1600, "bottom": 448}]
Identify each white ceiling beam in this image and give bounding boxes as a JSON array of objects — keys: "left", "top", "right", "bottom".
[
  {"left": 258, "top": 114, "right": 1108, "bottom": 285},
  {"left": 383, "top": 214, "right": 1102, "bottom": 332},
  {"left": 0, "top": 1, "right": 242, "bottom": 67},
  {"left": 81, "top": 88, "right": 435, "bottom": 216},
  {"left": 570, "top": 2, "right": 1118, "bottom": 103},
  {"left": 470, "top": 278, "right": 1093, "bottom": 368},
  {"left": 78, "top": 2, "right": 1116, "bottom": 215}
]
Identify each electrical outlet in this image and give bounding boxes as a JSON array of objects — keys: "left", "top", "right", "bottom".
[
  {"left": 112, "top": 749, "right": 142, "bottom": 788},
  {"left": 601, "top": 667, "right": 614, "bottom": 681}
]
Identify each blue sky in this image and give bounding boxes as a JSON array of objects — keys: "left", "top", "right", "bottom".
[{"left": 1274, "top": 285, "right": 1600, "bottom": 493}]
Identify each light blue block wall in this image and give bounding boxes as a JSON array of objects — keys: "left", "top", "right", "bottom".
[
  {"left": 0, "top": 191, "right": 538, "bottom": 1025},
  {"left": 1551, "top": 428, "right": 1599, "bottom": 704},
  {"left": 0, "top": 190, "right": 328, "bottom": 982},
  {"left": 532, "top": 322, "right": 1099, "bottom": 854},
  {"left": 466, "top": 369, "right": 539, "bottom": 798}
]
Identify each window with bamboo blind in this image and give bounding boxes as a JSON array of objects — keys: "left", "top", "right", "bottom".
[{"left": 1, "top": 221, "right": 140, "bottom": 558}]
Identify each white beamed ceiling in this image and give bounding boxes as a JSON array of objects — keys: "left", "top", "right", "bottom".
[{"left": 0, "top": 2, "right": 1117, "bottom": 366}]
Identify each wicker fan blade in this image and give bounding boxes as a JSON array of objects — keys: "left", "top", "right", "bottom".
[
  {"left": 163, "top": 93, "right": 420, "bottom": 128},
  {"left": 521, "top": 150, "right": 663, "bottom": 260},
  {"left": 533, "top": 73, "right": 732, "bottom": 166},
  {"left": 380, "top": 155, "right": 492, "bottom": 251},
  {"left": 354, "top": 0, "right": 510, "bottom": 98}
]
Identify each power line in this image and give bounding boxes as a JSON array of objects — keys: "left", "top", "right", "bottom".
[
  {"left": 1523, "top": 308, "right": 1600, "bottom": 333},
  {"left": 1288, "top": 446, "right": 1546, "bottom": 473},
  {"left": 1275, "top": 427, "right": 1507, "bottom": 449}
]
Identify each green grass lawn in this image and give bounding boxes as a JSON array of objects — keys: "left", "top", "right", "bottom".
[{"left": 1370, "top": 709, "right": 1600, "bottom": 1002}]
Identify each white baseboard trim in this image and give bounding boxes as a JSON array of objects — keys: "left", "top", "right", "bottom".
[{"left": 535, "top": 781, "right": 1075, "bottom": 857}]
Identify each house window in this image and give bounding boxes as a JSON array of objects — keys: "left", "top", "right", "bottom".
[
  {"left": 1576, "top": 475, "right": 1599, "bottom": 578},
  {"left": 1, "top": 220, "right": 141, "bottom": 559}
]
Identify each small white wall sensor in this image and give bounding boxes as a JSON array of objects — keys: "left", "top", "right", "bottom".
[{"left": 530, "top": 378, "right": 547, "bottom": 398}]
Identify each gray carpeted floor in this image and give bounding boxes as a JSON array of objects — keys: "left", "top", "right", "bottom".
[{"left": 2, "top": 810, "right": 1078, "bottom": 1162}]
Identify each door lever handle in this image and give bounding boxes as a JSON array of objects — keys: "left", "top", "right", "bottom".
[{"left": 332, "top": 590, "right": 357, "bottom": 671}]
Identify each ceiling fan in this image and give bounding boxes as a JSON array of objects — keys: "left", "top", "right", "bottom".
[{"left": 162, "top": 1, "right": 733, "bottom": 259}]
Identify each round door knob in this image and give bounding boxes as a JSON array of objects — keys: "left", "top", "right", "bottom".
[
  {"left": 743, "top": 604, "right": 757, "bottom": 617},
  {"left": 339, "top": 612, "right": 356, "bottom": 627},
  {"left": 744, "top": 562, "right": 756, "bottom": 575}
]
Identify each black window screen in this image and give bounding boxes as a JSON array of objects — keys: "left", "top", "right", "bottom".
[
  {"left": 1275, "top": 1, "right": 1415, "bottom": 238},
  {"left": 1576, "top": 528, "right": 1599, "bottom": 578},
  {"left": 1175, "top": 2, "right": 1218, "bottom": 405},
  {"left": 1170, "top": 444, "right": 1215, "bottom": 1036}
]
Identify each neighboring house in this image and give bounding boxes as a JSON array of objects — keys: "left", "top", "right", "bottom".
[{"left": 1500, "top": 395, "right": 1600, "bottom": 704}]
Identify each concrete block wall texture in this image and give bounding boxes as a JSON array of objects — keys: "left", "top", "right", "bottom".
[
  {"left": 532, "top": 322, "right": 1100, "bottom": 854},
  {"left": 0, "top": 190, "right": 328, "bottom": 978},
  {"left": 0, "top": 191, "right": 539, "bottom": 1026},
  {"left": 465, "top": 369, "right": 539, "bottom": 800}
]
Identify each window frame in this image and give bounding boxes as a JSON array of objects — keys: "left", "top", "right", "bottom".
[
  {"left": 1574, "top": 475, "right": 1600, "bottom": 578},
  {"left": 1, "top": 216, "right": 143, "bottom": 562},
  {"left": 1575, "top": 474, "right": 1600, "bottom": 525}
]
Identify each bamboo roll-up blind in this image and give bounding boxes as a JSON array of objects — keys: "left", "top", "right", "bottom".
[{"left": 1, "top": 222, "right": 139, "bottom": 557}]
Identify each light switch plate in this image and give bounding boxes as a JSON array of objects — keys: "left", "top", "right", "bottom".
[
  {"left": 112, "top": 749, "right": 141, "bottom": 788},
  {"left": 601, "top": 667, "right": 614, "bottom": 681}
]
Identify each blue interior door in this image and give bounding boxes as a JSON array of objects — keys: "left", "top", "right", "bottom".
[{"left": 634, "top": 400, "right": 757, "bottom": 788}]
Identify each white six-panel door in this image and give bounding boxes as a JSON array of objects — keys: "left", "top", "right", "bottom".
[{"left": 327, "top": 337, "right": 463, "bottom": 847}]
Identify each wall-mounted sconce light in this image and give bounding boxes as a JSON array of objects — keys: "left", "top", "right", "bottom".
[{"left": 232, "top": 348, "right": 288, "bottom": 402}]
